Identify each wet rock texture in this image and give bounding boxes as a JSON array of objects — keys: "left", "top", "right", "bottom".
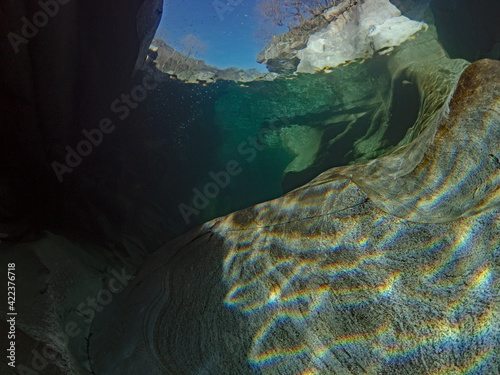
[{"left": 90, "top": 59, "right": 500, "bottom": 374}]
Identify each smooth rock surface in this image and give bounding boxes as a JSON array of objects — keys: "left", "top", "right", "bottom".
[
  {"left": 89, "top": 60, "right": 500, "bottom": 374},
  {"left": 280, "top": 125, "right": 323, "bottom": 174}
]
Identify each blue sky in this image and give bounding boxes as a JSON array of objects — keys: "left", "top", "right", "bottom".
[{"left": 156, "top": 0, "right": 272, "bottom": 71}]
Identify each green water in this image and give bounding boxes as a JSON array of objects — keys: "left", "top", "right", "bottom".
[{"left": 140, "top": 51, "right": 423, "bottom": 233}]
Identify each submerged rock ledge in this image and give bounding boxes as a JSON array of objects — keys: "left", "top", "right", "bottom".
[{"left": 90, "top": 59, "right": 500, "bottom": 374}]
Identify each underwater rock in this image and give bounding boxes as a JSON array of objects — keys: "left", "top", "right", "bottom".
[
  {"left": 280, "top": 25, "right": 469, "bottom": 193},
  {"left": 335, "top": 59, "right": 500, "bottom": 224},
  {"left": 0, "top": 2, "right": 166, "bottom": 372},
  {"left": 0, "top": 231, "right": 138, "bottom": 375},
  {"left": 431, "top": 0, "right": 500, "bottom": 62},
  {"left": 89, "top": 59, "right": 500, "bottom": 374},
  {"left": 280, "top": 125, "right": 323, "bottom": 174}
]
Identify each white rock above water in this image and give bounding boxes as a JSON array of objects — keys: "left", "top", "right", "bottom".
[{"left": 297, "top": 0, "right": 427, "bottom": 73}]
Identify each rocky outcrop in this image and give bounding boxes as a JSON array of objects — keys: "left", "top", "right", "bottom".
[
  {"left": 256, "top": 0, "right": 359, "bottom": 73},
  {"left": 89, "top": 59, "right": 500, "bottom": 374},
  {"left": 257, "top": 0, "right": 426, "bottom": 74},
  {"left": 296, "top": 0, "right": 427, "bottom": 73},
  {"left": 149, "top": 38, "right": 218, "bottom": 80},
  {"left": 148, "top": 39, "right": 279, "bottom": 83}
]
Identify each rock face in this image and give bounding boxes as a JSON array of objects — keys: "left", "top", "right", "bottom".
[
  {"left": 297, "top": 0, "right": 426, "bottom": 73},
  {"left": 257, "top": 0, "right": 426, "bottom": 74},
  {"left": 256, "top": 0, "right": 359, "bottom": 74},
  {"left": 431, "top": 0, "right": 500, "bottom": 62},
  {"left": 89, "top": 59, "right": 500, "bottom": 374}
]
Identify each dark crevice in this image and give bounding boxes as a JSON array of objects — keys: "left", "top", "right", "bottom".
[{"left": 385, "top": 76, "right": 421, "bottom": 146}]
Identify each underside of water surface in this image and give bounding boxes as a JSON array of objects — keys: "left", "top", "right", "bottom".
[
  {"left": 144, "top": 71, "right": 384, "bottom": 227},
  {"left": 141, "top": 29, "right": 446, "bottom": 231}
]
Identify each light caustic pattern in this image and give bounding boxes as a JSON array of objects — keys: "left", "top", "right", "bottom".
[
  {"left": 218, "top": 180, "right": 500, "bottom": 374},
  {"left": 216, "top": 60, "right": 500, "bottom": 374}
]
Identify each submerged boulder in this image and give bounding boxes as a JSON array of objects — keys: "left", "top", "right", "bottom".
[
  {"left": 280, "top": 24, "right": 469, "bottom": 193},
  {"left": 280, "top": 125, "right": 324, "bottom": 174},
  {"left": 89, "top": 59, "right": 500, "bottom": 374}
]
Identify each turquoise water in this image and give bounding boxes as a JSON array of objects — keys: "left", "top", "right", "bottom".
[
  {"left": 140, "top": 0, "right": 500, "bottom": 237},
  {"left": 139, "top": 54, "right": 418, "bottom": 232}
]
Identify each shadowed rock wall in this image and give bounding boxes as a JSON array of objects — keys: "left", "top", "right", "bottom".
[
  {"left": 0, "top": 2, "right": 162, "bottom": 374},
  {"left": 0, "top": 0, "right": 164, "bottom": 246}
]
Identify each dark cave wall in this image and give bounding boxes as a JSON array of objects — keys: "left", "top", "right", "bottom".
[
  {"left": 386, "top": 0, "right": 500, "bottom": 61},
  {"left": 0, "top": 4, "right": 165, "bottom": 373},
  {"left": 431, "top": 0, "right": 500, "bottom": 62},
  {"left": 0, "top": 0, "right": 164, "bottom": 245}
]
